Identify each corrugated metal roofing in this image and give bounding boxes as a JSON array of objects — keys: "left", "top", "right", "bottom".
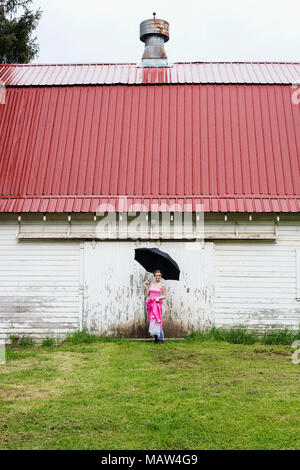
[
  {"left": 0, "top": 62, "right": 300, "bottom": 86},
  {"left": 0, "top": 197, "right": 298, "bottom": 213},
  {"left": 0, "top": 83, "right": 299, "bottom": 213}
]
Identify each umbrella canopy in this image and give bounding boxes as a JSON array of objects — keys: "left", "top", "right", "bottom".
[{"left": 134, "top": 247, "right": 180, "bottom": 280}]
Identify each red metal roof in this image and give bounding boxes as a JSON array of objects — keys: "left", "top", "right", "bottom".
[
  {"left": 0, "top": 79, "right": 299, "bottom": 213},
  {"left": 0, "top": 62, "right": 299, "bottom": 86},
  {"left": 0, "top": 196, "right": 298, "bottom": 213}
]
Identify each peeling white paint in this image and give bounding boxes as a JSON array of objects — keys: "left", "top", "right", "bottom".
[
  {"left": 0, "top": 213, "right": 299, "bottom": 340},
  {"left": 82, "top": 240, "right": 214, "bottom": 337}
]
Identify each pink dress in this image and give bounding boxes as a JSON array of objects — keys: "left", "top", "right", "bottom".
[{"left": 146, "top": 285, "right": 163, "bottom": 336}]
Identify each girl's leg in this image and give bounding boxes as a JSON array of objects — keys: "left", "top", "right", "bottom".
[{"left": 158, "top": 328, "right": 164, "bottom": 343}]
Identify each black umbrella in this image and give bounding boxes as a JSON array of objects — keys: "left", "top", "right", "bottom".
[{"left": 134, "top": 247, "right": 180, "bottom": 280}]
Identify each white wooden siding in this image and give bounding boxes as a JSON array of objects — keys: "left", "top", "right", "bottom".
[
  {"left": 0, "top": 215, "right": 80, "bottom": 341},
  {"left": 0, "top": 213, "right": 299, "bottom": 339},
  {"left": 213, "top": 215, "right": 300, "bottom": 330},
  {"left": 17, "top": 212, "right": 277, "bottom": 240}
]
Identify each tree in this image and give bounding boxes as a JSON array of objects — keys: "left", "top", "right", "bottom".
[{"left": 0, "top": 0, "right": 41, "bottom": 63}]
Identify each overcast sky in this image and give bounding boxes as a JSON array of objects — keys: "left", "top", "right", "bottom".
[{"left": 31, "top": 0, "right": 300, "bottom": 64}]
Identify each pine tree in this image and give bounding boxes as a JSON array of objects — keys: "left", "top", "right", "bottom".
[{"left": 0, "top": 0, "right": 41, "bottom": 63}]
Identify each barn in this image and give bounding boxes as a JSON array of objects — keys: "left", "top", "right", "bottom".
[{"left": 0, "top": 17, "right": 299, "bottom": 341}]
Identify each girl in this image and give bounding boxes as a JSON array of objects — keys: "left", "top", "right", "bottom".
[{"left": 145, "top": 269, "right": 166, "bottom": 343}]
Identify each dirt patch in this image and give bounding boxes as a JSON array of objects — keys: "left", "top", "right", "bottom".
[
  {"left": 0, "top": 380, "right": 64, "bottom": 406},
  {"left": 109, "top": 316, "right": 189, "bottom": 338},
  {"left": 163, "top": 316, "right": 189, "bottom": 338},
  {"left": 109, "top": 320, "right": 149, "bottom": 338}
]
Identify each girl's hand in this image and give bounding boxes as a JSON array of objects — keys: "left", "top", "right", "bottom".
[
  {"left": 145, "top": 280, "right": 150, "bottom": 287},
  {"left": 155, "top": 297, "right": 160, "bottom": 302}
]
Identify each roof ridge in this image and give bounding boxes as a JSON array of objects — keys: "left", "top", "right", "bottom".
[
  {"left": 1, "top": 60, "right": 300, "bottom": 67},
  {"left": 1, "top": 62, "right": 299, "bottom": 86}
]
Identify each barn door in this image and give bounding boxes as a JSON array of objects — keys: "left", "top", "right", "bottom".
[
  {"left": 82, "top": 240, "right": 215, "bottom": 337},
  {"left": 152, "top": 241, "right": 215, "bottom": 336},
  {"left": 82, "top": 241, "right": 147, "bottom": 336}
]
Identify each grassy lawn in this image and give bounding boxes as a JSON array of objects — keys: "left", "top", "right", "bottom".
[{"left": 0, "top": 338, "right": 299, "bottom": 450}]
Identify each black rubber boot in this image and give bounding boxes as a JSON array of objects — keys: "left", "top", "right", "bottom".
[{"left": 154, "top": 335, "right": 159, "bottom": 343}]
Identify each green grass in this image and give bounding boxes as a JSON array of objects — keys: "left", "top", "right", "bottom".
[
  {"left": 64, "top": 330, "right": 116, "bottom": 345},
  {"left": 260, "top": 328, "right": 300, "bottom": 345},
  {"left": 185, "top": 327, "right": 259, "bottom": 344},
  {"left": 185, "top": 327, "right": 300, "bottom": 345},
  {"left": 0, "top": 337, "right": 299, "bottom": 450},
  {"left": 9, "top": 335, "right": 35, "bottom": 347}
]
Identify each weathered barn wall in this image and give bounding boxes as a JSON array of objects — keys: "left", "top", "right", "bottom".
[
  {"left": 0, "top": 215, "right": 81, "bottom": 341},
  {"left": 212, "top": 214, "right": 300, "bottom": 330},
  {"left": 0, "top": 213, "right": 299, "bottom": 340},
  {"left": 82, "top": 240, "right": 214, "bottom": 337}
]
